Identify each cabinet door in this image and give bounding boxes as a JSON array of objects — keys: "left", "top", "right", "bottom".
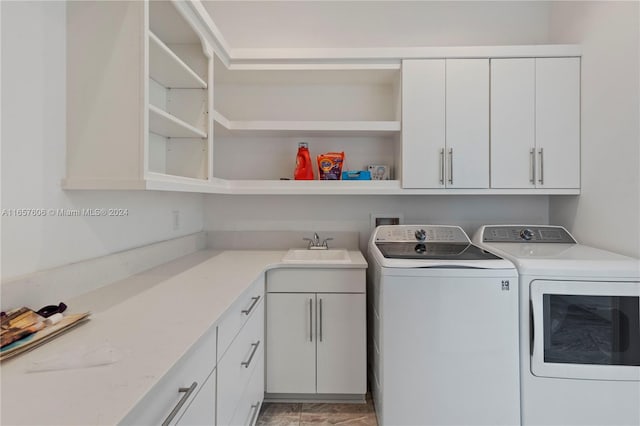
[
  {"left": 316, "top": 293, "right": 366, "bottom": 394},
  {"left": 401, "top": 59, "right": 446, "bottom": 189},
  {"left": 535, "top": 57, "right": 581, "bottom": 189},
  {"left": 445, "top": 59, "right": 490, "bottom": 188},
  {"left": 490, "top": 58, "right": 536, "bottom": 188},
  {"left": 266, "top": 293, "right": 316, "bottom": 393},
  {"left": 176, "top": 369, "right": 216, "bottom": 426}
]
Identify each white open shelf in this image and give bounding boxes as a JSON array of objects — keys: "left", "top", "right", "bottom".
[
  {"left": 213, "top": 111, "right": 400, "bottom": 137},
  {"left": 149, "top": 104, "right": 207, "bottom": 138},
  {"left": 148, "top": 31, "right": 207, "bottom": 89},
  {"left": 226, "top": 179, "right": 402, "bottom": 195}
]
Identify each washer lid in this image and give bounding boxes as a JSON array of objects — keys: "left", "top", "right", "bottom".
[
  {"left": 474, "top": 236, "right": 640, "bottom": 278},
  {"left": 376, "top": 242, "right": 501, "bottom": 261}
]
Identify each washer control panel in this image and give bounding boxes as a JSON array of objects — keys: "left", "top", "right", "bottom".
[
  {"left": 374, "top": 225, "right": 470, "bottom": 243},
  {"left": 482, "top": 225, "right": 576, "bottom": 243}
]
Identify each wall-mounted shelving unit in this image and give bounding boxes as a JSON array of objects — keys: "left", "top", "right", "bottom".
[
  {"left": 64, "top": 0, "right": 214, "bottom": 191},
  {"left": 211, "top": 57, "right": 402, "bottom": 185},
  {"left": 63, "top": 0, "right": 580, "bottom": 195}
]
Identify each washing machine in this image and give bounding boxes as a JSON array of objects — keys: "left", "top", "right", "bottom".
[
  {"left": 368, "top": 225, "right": 520, "bottom": 426},
  {"left": 473, "top": 225, "right": 640, "bottom": 426}
]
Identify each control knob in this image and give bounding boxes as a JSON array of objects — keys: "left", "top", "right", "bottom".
[
  {"left": 520, "top": 228, "right": 535, "bottom": 241},
  {"left": 414, "top": 229, "right": 427, "bottom": 241}
]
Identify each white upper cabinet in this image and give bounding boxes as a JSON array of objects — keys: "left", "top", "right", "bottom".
[
  {"left": 535, "top": 58, "right": 581, "bottom": 189},
  {"left": 491, "top": 58, "right": 536, "bottom": 188},
  {"left": 402, "top": 59, "right": 489, "bottom": 189},
  {"left": 445, "top": 59, "right": 490, "bottom": 188},
  {"left": 401, "top": 60, "right": 446, "bottom": 189},
  {"left": 491, "top": 57, "right": 580, "bottom": 189}
]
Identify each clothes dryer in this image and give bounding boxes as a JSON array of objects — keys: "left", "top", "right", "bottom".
[{"left": 473, "top": 225, "right": 640, "bottom": 426}]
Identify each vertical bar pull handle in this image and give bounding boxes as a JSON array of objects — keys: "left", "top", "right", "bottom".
[
  {"left": 529, "top": 148, "right": 536, "bottom": 184},
  {"left": 538, "top": 148, "right": 544, "bottom": 185},
  {"left": 241, "top": 341, "right": 260, "bottom": 368},
  {"left": 248, "top": 402, "right": 261, "bottom": 426},
  {"left": 161, "top": 382, "right": 197, "bottom": 426},
  {"left": 241, "top": 296, "right": 260, "bottom": 315},
  {"left": 439, "top": 148, "right": 445, "bottom": 185},
  {"left": 448, "top": 148, "right": 454, "bottom": 185},
  {"left": 319, "top": 298, "right": 323, "bottom": 342},
  {"left": 309, "top": 298, "right": 313, "bottom": 342}
]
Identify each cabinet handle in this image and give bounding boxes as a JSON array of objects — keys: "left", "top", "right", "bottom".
[
  {"left": 319, "top": 298, "right": 323, "bottom": 342},
  {"left": 161, "top": 381, "right": 197, "bottom": 426},
  {"left": 448, "top": 148, "right": 454, "bottom": 185},
  {"left": 248, "top": 402, "right": 261, "bottom": 426},
  {"left": 538, "top": 148, "right": 544, "bottom": 185},
  {"left": 309, "top": 298, "right": 313, "bottom": 342},
  {"left": 439, "top": 148, "right": 445, "bottom": 185},
  {"left": 241, "top": 341, "right": 261, "bottom": 368},
  {"left": 241, "top": 296, "right": 261, "bottom": 315},
  {"left": 529, "top": 148, "right": 536, "bottom": 184}
]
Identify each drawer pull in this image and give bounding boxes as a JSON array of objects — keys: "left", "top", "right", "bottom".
[
  {"left": 241, "top": 341, "right": 261, "bottom": 368},
  {"left": 249, "top": 402, "right": 261, "bottom": 426},
  {"left": 161, "top": 381, "right": 197, "bottom": 426},
  {"left": 241, "top": 296, "right": 261, "bottom": 315}
]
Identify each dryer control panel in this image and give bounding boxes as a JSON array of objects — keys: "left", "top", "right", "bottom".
[{"left": 482, "top": 225, "right": 576, "bottom": 243}]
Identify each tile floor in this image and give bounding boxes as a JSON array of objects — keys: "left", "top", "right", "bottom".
[{"left": 256, "top": 396, "right": 378, "bottom": 426}]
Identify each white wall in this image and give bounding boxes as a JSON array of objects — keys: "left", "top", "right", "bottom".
[
  {"left": 548, "top": 1, "right": 640, "bottom": 257},
  {"left": 204, "top": 1, "right": 551, "bottom": 48},
  {"left": 1, "top": 2, "right": 204, "bottom": 280},
  {"left": 204, "top": 195, "right": 550, "bottom": 250}
]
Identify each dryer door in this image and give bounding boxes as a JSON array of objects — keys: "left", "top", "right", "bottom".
[{"left": 530, "top": 280, "right": 640, "bottom": 381}]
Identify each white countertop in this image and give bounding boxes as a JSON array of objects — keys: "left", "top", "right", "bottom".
[{"left": 1, "top": 249, "right": 367, "bottom": 426}]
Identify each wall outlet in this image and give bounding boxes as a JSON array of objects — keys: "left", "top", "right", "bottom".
[{"left": 172, "top": 210, "right": 180, "bottom": 231}]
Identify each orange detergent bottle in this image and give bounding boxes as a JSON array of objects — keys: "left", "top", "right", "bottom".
[{"left": 294, "top": 142, "right": 314, "bottom": 180}]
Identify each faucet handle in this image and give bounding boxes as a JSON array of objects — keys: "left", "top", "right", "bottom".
[
  {"left": 321, "top": 237, "right": 334, "bottom": 248},
  {"left": 302, "top": 237, "right": 314, "bottom": 249}
]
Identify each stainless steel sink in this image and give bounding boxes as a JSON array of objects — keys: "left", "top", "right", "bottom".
[{"left": 282, "top": 249, "right": 351, "bottom": 263}]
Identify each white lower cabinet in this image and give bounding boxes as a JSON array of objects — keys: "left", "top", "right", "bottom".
[
  {"left": 265, "top": 269, "right": 366, "bottom": 398},
  {"left": 217, "top": 277, "right": 265, "bottom": 426},
  {"left": 176, "top": 369, "right": 216, "bottom": 425},
  {"left": 120, "top": 326, "right": 217, "bottom": 426},
  {"left": 228, "top": 350, "right": 265, "bottom": 426},
  {"left": 122, "top": 275, "right": 265, "bottom": 426}
]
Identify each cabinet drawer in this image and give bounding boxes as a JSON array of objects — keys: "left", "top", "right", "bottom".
[
  {"left": 267, "top": 269, "right": 365, "bottom": 293},
  {"left": 175, "top": 368, "right": 216, "bottom": 425},
  {"left": 228, "top": 345, "right": 265, "bottom": 426},
  {"left": 121, "top": 326, "right": 216, "bottom": 425},
  {"left": 218, "top": 299, "right": 264, "bottom": 426},
  {"left": 218, "top": 275, "right": 265, "bottom": 360}
]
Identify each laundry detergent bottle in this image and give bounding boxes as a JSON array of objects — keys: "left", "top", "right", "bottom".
[{"left": 294, "top": 142, "right": 314, "bottom": 180}]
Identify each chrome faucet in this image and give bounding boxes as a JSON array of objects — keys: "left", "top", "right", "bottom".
[{"left": 303, "top": 233, "right": 333, "bottom": 250}]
